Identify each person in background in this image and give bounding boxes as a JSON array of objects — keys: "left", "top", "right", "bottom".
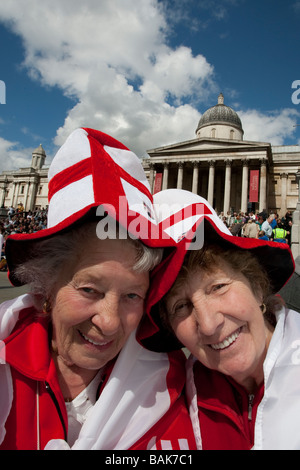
[
  {"left": 258, "top": 230, "right": 269, "bottom": 241},
  {"left": 270, "top": 213, "right": 278, "bottom": 230},
  {"left": 256, "top": 212, "right": 265, "bottom": 230},
  {"left": 261, "top": 213, "right": 275, "bottom": 239},
  {"left": 272, "top": 221, "right": 290, "bottom": 243},
  {"left": 229, "top": 214, "right": 243, "bottom": 236},
  {"left": 138, "top": 189, "right": 298, "bottom": 450},
  {"left": 0, "top": 129, "right": 196, "bottom": 450},
  {"left": 242, "top": 219, "right": 259, "bottom": 238},
  {"left": 0, "top": 228, "right": 6, "bottom": 271},
  {"left": 0, "top": 228, "right": 4, "bottom": 257}
]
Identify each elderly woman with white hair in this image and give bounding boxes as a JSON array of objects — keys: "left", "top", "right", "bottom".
[{"left": 0, "top": 129, "right": 196, "bottom": 450}]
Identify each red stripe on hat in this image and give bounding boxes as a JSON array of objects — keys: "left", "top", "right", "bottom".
[
  {"left": 83, "top": 127, "right": 130, "bottom": 151},
  {"left": 87, "top": 133, "right": 153, "bottom": 203},
  {"left": 161, "top": 203, "right": 213, "bottom": 231},
  {"left": 48, "top": 158, "right": 92, "bottom": 202},
  {"left": 116, "top": 165, "right": 153, "bottom": 199},
  {"left": 85, "top": 128, "right": 153, "bottom": 200}
]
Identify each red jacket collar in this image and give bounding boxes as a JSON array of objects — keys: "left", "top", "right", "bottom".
[
  {"left": 194, "top": 361, "right": 264, "bottom": 421},
  {"left": 4, "top": 307, "right": 52, "bottom": 381}
]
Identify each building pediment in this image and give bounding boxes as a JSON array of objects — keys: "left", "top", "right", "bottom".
[{"left": 147, "top": 136, "right": 272, "bottom": 162}]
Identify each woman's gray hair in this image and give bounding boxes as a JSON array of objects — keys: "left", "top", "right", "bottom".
[{"left": 14, "top": 221, "right": 163, "bottom": 305}]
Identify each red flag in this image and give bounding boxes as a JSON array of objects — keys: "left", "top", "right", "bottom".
[
  {"left": 249, "top": 170, "right": 259, "bottom": 202},
  {"left": 153, "top": 172, "right": 162, "bottom": 194}
]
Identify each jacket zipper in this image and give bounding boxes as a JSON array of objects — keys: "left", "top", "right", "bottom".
[
  {"left": 248, "top": 394, "right": 254, "bottom": 421},
  {"left": 45, "top": 381, "right": 68, "bottom": 441}
]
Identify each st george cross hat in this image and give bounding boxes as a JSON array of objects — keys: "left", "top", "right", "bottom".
[
  {"left": 137, "top": 188, "right": 295, "bottom": 352},
  {"left": 5, "top": 127, "right": 173, "bottom": 286}
]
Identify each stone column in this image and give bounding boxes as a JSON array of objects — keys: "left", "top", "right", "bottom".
[
  {"left": 162, "top": 162, "right": 169, "bottom": 190},
  {"left": 148, "top": 163, "right": 155, "bottom": 193},
  {"left": 192, "top": 161, "right": 199, "bottom": 194},
  {"left": 0, "top": 188, "right": 5, "bottom": 208},
  {"left": 241, "top": 158, "right": 249, "bottom": 213},
  {"left": 29, "top": 176, "right": 38, "bottom": 211},
  {"left": 259, "top": 158, "right": 267, "bottom": 212},
  {"left": 0, "top": 176, "right": 8, "bottom": 207},
  {"left": 280, "top": 173, "right": 288, "bottom": 216},
  {"left": 207, "top": 160, "right": 215, "bottom": 206},
  {"left": 291, "top": 169, "right": 300, "bottom": 258},
  {"left": 223, "top": 159, "right": 232, "bottom": 214},
  {"left": 12, "top": 182, "right": 19, "bottom": 208},
  {"left": 177, "top": 161, "right": 184, "bottom": 189},
  {"left": 24, "top": 181, "right": 30, "bottom": 211}
]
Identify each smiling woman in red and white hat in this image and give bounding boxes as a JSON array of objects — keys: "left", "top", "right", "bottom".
[
  {"left": 0, "top": 129, "right": 196, "bottom": 450},
  {"left": 138, "top": 188, "right": 300, "bottom": 450}
]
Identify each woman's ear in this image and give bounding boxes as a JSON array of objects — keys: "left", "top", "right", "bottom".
[{"left": 260, "top": 304, "right": 267, "bottom": 314}]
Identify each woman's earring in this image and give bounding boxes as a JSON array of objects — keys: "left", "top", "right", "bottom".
[
  {"left": 43, "top": 300, "right": 51, "bottom": 314},
  {"left": 260, "top": 303, "right": 267, "bottom": 314}
]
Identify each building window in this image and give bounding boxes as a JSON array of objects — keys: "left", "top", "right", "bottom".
[
  {"left": 230, "top": 129, "right": 234, "bottom": 139},
  {"left": 20, "top": 185, "right": 25, "bottom": 194},
  {"left": 211, "top": 128, "right": 216, "bottom": 138}
]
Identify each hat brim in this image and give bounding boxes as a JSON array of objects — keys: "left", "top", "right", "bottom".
[
  {"left": 6, "top": 202, "right": 172, "bottom": 287},
  {"left": 138, "top": 215, "right": 295, "bottom": 352}
]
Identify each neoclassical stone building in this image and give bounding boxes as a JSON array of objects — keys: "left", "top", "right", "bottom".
[
  {"left": 0, "top": 94, "right": 299, "bottom": 220},
  {"left": 0, "top": 144, "right": 48, "bottom": 211},
  {"left": 142, "top": 94, "right": 300, "bottom": 217}
]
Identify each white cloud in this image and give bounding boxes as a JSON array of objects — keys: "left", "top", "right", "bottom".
[
  {"left": 239, "top": 108, "right": 300, "bottom": 145},
  {"left": 0, "top": 137, "right": 34, "bottom": 171},
  {"left": 0, "top": 0, "right": 213, "bottom": 157}
]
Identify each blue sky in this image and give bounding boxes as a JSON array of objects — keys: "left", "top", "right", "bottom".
[{"left": 0, "top": 0, "right": 299, "bottom": 172}]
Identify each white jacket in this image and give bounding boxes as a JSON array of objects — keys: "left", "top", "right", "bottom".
[{"left": 187, "top": 306, "right": 300, "bottom": 450}]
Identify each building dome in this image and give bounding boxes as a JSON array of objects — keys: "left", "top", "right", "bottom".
[
  {"left": 196, "top": 93, "right": 243, "bottom": 140},
  {"left": 32, "top": 144, "right": 46, "bottom": 156}
]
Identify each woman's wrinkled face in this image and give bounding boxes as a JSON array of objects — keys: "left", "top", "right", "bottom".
[
  {"left": 50, "top": 238, "right": 149, "bottom": 373},
  {"left": 166, "top": 258, "right": 273, "bottom": 389}
]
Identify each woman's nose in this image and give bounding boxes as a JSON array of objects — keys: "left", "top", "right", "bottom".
[
  {"left": 193, "top": 300, "right": 224, "bottom": 337},
  {"left": 91, "top": 295, "right": 121, "bottom": 336}
]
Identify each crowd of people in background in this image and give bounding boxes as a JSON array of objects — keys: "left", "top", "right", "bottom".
[
  {"left": 0, "top": 203, "right": 294, "bottom": 272},
  {"left": 0, "top": 203, "right": 48, "bottom": 270},
  {"left": 217, "top": 209, "right": 293, "bottom": 244}
]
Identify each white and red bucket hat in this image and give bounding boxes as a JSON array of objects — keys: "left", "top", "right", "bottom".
[
  {"left": 5, "top": 127, "right": 174, "bottom": 286},
  {"left": 137, "top": 188, "right": 295, "bottom": 351}
]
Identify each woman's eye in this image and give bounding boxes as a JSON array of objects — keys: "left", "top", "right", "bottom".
[
  {"left": 127, "top": 293, "right": 142, "bottom": 301},
  {"left": 211, "top": 283, "right": 227, "bottom": 293},
  {"left": 173, "top": 301, "right": 193, "bottom": 316},
  {"left": 213, "top": 284, "right": 224, "bottom": 291},
  {"left": 208, "top": 282, "right": 232, "bottom": 296},
  {"left": 80, "top": 287, "right": 96, "bottom": 294}
]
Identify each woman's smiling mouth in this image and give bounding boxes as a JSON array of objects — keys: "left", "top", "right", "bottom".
[
  {"left": 210, "top": 328, "right": 242, "bottom": 351},
  {"left": 78, "top": 329, "right": 111, "bottom": 348}
]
